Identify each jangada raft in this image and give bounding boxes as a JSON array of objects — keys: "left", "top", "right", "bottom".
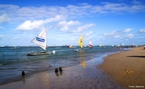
[
  {"left": 27, "top": 28, "right": 55, "bottom": 56},
  {"left": 27, "top": 51, "right": 53, "bottom": 56}
]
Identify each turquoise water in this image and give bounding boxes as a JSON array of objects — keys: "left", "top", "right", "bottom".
[{"left": 0, "top": 46, "right": 122, "bottom": 85}]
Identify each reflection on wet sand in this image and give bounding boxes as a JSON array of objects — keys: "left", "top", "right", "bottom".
[
  {"left": 38, "top": 72, "right": 50, "bottom": 87},
  {"left": 60, "top": 71, "right": 62, "bottom": 75},
  {"left": 79, "top": 52, "right": 86, "bottom": 68},
  {"left": 55, "top": 72, "right": 59, "bottom": 76},
  {"left": 55, "top": 71, "right": 63, "bottom": 76},
  {"left": 22, "top": 76, "right": 26, "bottom": 83},
  {"left": 80, "top": 61, "right": 86, "bottom": 68}
]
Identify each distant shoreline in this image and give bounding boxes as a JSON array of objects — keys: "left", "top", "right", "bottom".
[
  {"left": 0, "top": 45, "right": 141, "bottom": 47},
  {"left": 99, "top": 46, "right": 145, "bottom": 88}
]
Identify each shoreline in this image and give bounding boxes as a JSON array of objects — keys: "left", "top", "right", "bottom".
[
  {"left": 0, "top": 51, "right": 124, "bottom": 89},
  {"left": 99, "top": 46, "right": 145, "bottom": 88},
  {"left": 0, "top": 51, "right": 102, "bottom": 85}
]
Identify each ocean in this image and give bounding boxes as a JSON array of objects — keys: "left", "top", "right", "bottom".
[{"left": 0, "top": 46, "right": 124, "bottom": 85}]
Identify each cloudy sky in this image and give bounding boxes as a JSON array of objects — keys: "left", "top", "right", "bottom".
[{"left": 0, "top": 0, "right": 145, "bottom": 46}]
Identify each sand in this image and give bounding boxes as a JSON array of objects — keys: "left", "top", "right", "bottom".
[
  {"left": 99, "top": 46, "right": 145, "bottom": 88},
  {"left": 0, "top": 53, "right": 123, "bottom": 89},
  {"left": 1, "top": 47, "right": 145, "bottom": 89}
]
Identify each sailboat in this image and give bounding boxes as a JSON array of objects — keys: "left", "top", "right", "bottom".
[
  {"left": 75, "top": 34, "right": 85, "bottom": 52},
  {"left": 89, "top": 39, "right": 93, "bottom": 48},
  {"left": 27, "top": 28, "right": 53, "bottom": 56}
]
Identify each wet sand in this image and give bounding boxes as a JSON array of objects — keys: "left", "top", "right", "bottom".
[
  {"left": 99, "top": 47, "right": 145, "bottom": 88},
  {"left": 0, "top": 53, "right": 123, "bottom": 89}
]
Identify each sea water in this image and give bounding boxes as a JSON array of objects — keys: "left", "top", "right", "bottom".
[{"left": 0, "top": 46, "right": 123, "bottom": 85}]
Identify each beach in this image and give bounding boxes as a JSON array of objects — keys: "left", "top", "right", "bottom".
[
  {"left": 99, "top": 46, "right": 145, "bottom": 88},
  {"left": 0, "top": 49, "right": 123, "bottom": 89},
  {"left": 1, "top": 46, "right": 144, "bottom": 89}
]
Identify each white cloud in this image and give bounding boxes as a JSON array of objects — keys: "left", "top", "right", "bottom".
[
  {"left": 114, "top": 35, "right": 120, "bottom": 38},
  {"left": 127, "top": 33, "right": 134, "bottom": 38},
  {"left": 103, "top": 30, "right": 117, "bottom": 37},
  {"left": 91, "top": 1, "right": 145, "bottom": 14},
  {"left": 132, "top": 0, "right": 142, "bottom": 5},
  {"left": 0, "top": 14, "right": 10, "bottom": 23},
  {"left": 86, "top": 31, "right": 93, "bottom": 36},
  {"left": 16, "top": 20, "right": 44, "bottom": 30},
  {"left": 16, "top": 15, "right": 64, "bottom": 30},
  {"left": 0, "top": 1, "right": 144, "bottom": 23},
  {"left": 58, "top": 20, "right": 80, "bottom": 31},
  {"left": 103, "top": 2, "right": 128, "bottom": 12},
  {"left": 103, "top": 28, "right": 134, "bottom": 39},
  {"left": 72, "top": 23, "right": 95, "bottom": 33},
  {"left": 0, "top": 35, "right": 6, "bottom": 39},
  {"left": 0, "top": 4, "right": 19, "bottom": 14},
  {"left": 71, "top": 36, "right": 77, "bottom": 41},
  {"left": 123, "top": 28, "right": 132, "bottom": 32},
  {"left": 139, "top": 28, "right": 145, "bottom": 33}
]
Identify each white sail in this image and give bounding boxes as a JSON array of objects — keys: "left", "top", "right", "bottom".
[
  {"left": 32, "top": 28, "right": 47, "bottom": 50},
  {"left": 89, "top": 39, "right": 92, "bottom": 48}
]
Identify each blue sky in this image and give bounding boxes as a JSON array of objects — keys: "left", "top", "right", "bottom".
[{"left": 0, "top": 0, "right": 145, "bottom": 46}]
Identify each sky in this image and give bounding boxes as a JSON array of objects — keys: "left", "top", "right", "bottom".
[{"left": 0, "top": 0, "right": 145, "bottom": 46}]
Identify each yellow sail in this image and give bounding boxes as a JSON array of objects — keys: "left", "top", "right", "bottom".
[{"left": 78, "top": 35, "right": 84, "bottom": 48}]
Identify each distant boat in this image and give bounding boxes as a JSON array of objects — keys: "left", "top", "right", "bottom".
[
  {"left": 99, "top": 44, "right": 103, "bottom": 47},
  {"left": 68, "top": 45, "right": 75, "bottom": 48},
  {"left": 27, "top": 28, "right": 54, "bottom": 56},
  {"left": 11, "top": 46, "right": 17, "bottom": 49},
  {"left": 89, "top": 39, "right": 93, "bottom": 48}
]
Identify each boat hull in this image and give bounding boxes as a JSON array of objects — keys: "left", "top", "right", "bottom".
[
  {"left": 27, "top": 52, "right": 52, "bottom": 56},
  {"left": 74, "top": 49, "right": 85, "bottom": 52}
]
